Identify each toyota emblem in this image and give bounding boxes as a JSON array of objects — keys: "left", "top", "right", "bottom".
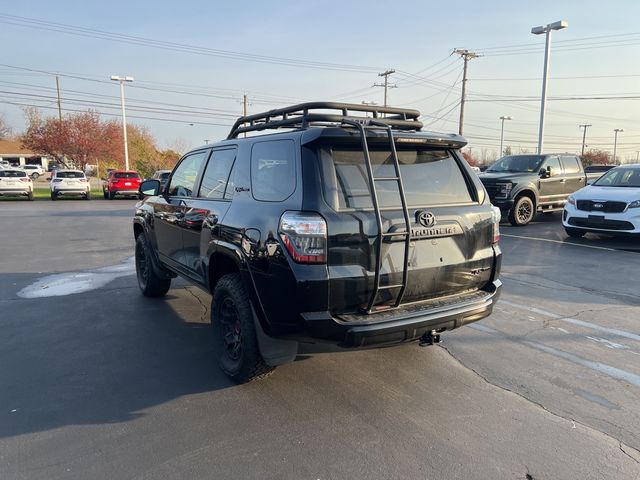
[{"left": 416, "top": 211, "right": 436, "bottom": 228}]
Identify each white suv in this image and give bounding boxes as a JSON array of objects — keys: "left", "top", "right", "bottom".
[
  {"left": 22, "top": 164, "right": 45, "bottom": 180},
  {"left": 0, "top": 169, "right": 33, "bottom": 200},
  {"left": 50, "top": 170, "right": 91, "bottom": 200}
]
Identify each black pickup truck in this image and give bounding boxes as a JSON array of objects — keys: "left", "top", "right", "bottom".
[{"left": 479, "top": 153, "right": 594, "bottom": 226}]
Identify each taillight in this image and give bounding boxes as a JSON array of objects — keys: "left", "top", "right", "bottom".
[
  {"left": 491, "top": 206, "right": 501, "bottom": 244},
  {"left": 80, "top": 178, "right": 88, "bottom": 182},
  {"left": 279, "top": 211, "right": 327, "bottom": 264},
  {"left": 19, "top": 177, "right": 31, "bottom": 183},
  {"left": 53, "top": 178, "right": 63, "bottom": 183}
]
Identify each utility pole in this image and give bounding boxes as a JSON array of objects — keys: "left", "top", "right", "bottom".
[
  {"left": 613, "top": 128, "right": 623, "bottom": 164},
  {"left": 373, "top": 69, "right": 397, "bottom": 107},
  {"left": 579, "top": 124, "right": 592, "bottom": 157},
  {"left": 55, "top": 76, "right": 62, "bottom": 121},
  {"left": 499, "top": 116, "right": 512, "bottom": 157},
  {"left": 243, "top": 94, "right": 248, "bottom": 138},
  {"left": 636, "top": 151, "right": 639, "bottom": 163},
  {"left": 110, "top": 75, "right": 134, "bottom": 171},
  {"left": 454, "top": 49, "right": 479, "bottom": 136}
]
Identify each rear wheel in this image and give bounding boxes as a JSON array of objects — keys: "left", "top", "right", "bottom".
[
  {"left": 50, "top": 191, "right": 57, "bottom": 201},
  {"left": 85, "top": 191, "right": 91, "bottom": 200},
  {"left": 108, "top": 191, "right": 115, "bottom": 200},
  {"left": 103, "top": 190, "right": 108, "bottom": 199},
  {"left": 565, "top": 227, "right": 586, "bottom": 238},
  {"left": 508, "top": 195, "right": 535, "bottom": 226},
  {"left": 27, "top": 191, "right": 33, "bottom": 201},
  {"left": 31, "top": 173, "right": 39, "bottom": 180},
  {"left": 135, "top": 234, "right": 171, "bottom": 297},
  {"left": 212, "top": 273, "right": 273, "bottom": 383}
]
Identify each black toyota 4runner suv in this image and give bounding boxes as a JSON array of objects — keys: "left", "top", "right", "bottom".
[{"left": 133, "top": 102, "right": 502, "bottom": 382}]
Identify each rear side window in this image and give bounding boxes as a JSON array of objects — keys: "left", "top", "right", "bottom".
[
  {"left": 561, "top": 156, "right": 581, "bottom": 174},
  {"left": 167, "top": 150, "right": 208, "bottom": 197},
  {"left": 199, "top": 148, "right": 237, "bottom": 199},
  {"left": 57, "top": 171, "right": 85, "bottom": 178},
  {"left": 251, "top": 140, "right": 296, "bottom": 202},
  {"left": 0, "top": 170, "right": 26, "bottom": 178},
  {"left": 114, "top": 172, "right": 140, "bottom": 179},
  {"left": 320, "top": 147, "right": 473, "bottom": 209}
]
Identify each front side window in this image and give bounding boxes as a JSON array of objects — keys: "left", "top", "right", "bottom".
[
  {"left": 543, "top": 157, "right": 562, "bottom": 175},
  {"left": 561, "top": 156, "right": 580, "bottom": 174},
  {"left": 199, "top": 148, "right": 237, "bottom": 199},
  {"left": 167, "top": 151, "right": 208, "bottom": 197},
  {"left": 320, "top": 147, "right": 473, "bottom": 209},
  {"left": 251, "top": 140, "right": 296, "bottom": 202}
]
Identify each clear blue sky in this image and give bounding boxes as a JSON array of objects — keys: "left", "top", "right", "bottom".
[{"left": 1, "top": 1, "right": 639, "bottom": 160}]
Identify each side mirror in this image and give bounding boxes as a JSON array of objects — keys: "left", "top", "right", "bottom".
[
  {"left": 139, "top": 179, "right": 161, "bottom": 197},
  {"left": 539, "top": 168, "right": 548, "bottom": 178}
]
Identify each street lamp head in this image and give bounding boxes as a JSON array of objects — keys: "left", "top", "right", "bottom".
[
  {"left": 548, "top": 20, "right": 568, "bottom": 31},
  {"left": 614, "top": 128, "right": 624, "bottom": 133},
  {"left": 500, "top": 116, "right": 513, "bottom": 121},
  {"left": 531, "top": 26, "right": 546, "bottom": 35},
  {"left": 110, "top": 75, "right": 134, "bottom": 82},
  {"left": 124, "top": 76, "right": 134, "bottom": 82}
]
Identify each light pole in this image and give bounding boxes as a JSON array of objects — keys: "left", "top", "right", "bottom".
[
  {"left": 110, "top": 75, "right": 134, "bottom": 170},
  {"left": 579, "top": 124, "right": 592, "bottom": 157},
  {"left": 613, "top": 128, "right": 623, "bottom": 164},
  {"left": 531, "top": 20, "right": 568, "bottom": 154},
  {"left": 499, "top": 116, "right": 512, "bottom": 156}
]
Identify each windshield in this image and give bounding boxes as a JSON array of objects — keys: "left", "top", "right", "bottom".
[
  {"left": 593, "top": 167, "right": 640, "bottom": 187},
  {"left": 320, "top": 147, "right": 474, "bottom": 209},
  {"left": 486, "top": 155, "right": 544, "bottom": 173},
  {"left": 57, "top": 171, "right": 85, "bottom": 178},
  {"left": 114, "top": 172, "right": 140, "bottom": 179}
]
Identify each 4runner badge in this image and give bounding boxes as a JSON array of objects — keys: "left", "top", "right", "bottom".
[{"left": 411, "top": 210, "right": 463, "bottom": 240}]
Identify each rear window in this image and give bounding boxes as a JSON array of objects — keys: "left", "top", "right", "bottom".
[
  {"left": 57, "top": 171, "right": 85, "bottom": 178},
  {"left": 0, "top": 170, "right": 26, "bottom": 178},
  {"left": 114, "top": 172, "right": 140, "bottom": 179},
  {"left": 320, "top": 147, "right": 473, "bottom": 209}
]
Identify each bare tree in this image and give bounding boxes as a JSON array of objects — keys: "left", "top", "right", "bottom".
[{"left": 0, "top": 113, "right": 12, "bottom": 139}]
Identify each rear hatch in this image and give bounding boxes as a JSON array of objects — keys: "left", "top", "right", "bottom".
[
  {"left": 112, "top": 172, "right": 141, "bottom": 189},
  {"left": 316, "top": 139, "right": 495, "bottom": 314}
]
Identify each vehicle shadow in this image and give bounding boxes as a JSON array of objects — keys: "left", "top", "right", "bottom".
[{"left": 0, "top": 276, "right": 234, "bottom": 439}]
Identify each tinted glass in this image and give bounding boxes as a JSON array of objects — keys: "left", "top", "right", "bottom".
[
  {"left": 543, "top": 157, "right": 562, "bottom": 175},
  {"left": 321, "top": 148, "right": 473, "bottom": 209},
  {"left": 114, "top": 172, "right": 140, "bottom": 179},
  {"left": 167, "top": 151, "right": 208, "bottom": 197},
  {"left": 57, "top": 171, "right": 85, "bottom": 178},
  {"left": 594, "top": 168, "right": 640, "bottom": 187},
  {"left": 160, "top": 172, "right": 170, "bottom": 180},
  {"left": 199, "top": 148, "right": 237, "bottom": 199},
  {"left": 0, "top": 170, "right": 26, "bottom": 178},
  {"left": 561, "top": 156, "right": 580, "bottom": 174},
  {"left": 486, "top": 155, "right": 544, "bottom": 173},
  {"left": 251, "top": 140, "right": 296, "bottom": 202}
]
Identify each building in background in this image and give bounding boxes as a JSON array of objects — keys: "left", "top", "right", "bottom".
[{"left": 0, "top": 140, "right": 55, "bottom": 169}]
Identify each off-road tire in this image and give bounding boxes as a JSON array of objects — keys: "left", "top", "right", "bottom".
[
  {"left": 135, "top": 234, "right": 171, "bottom": 297},
  {"left": 508, "top": 195, "right": 535, "bottom": 226},
  {"left": 565, "top": 227, "right": 586, "bottom": 238},
  {"left": 212, "top": 273, "right": 273, "bottom": 383}
]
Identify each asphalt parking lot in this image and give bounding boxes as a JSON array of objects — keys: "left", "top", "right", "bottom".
[{"left": 1, "top": 200, "right": 639, "bottom": 480}]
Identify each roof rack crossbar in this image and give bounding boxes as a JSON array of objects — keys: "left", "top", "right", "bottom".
[{"left": 227, "top": 102, "right": 423, "bottom": 139}]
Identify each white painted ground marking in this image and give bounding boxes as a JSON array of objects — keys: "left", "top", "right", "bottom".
[
  {"left": 17, "top": 257, "right": 135, "bottom": 299},
  {"left": 468, "top": 323, "right": 640, "bottom": 387},
  {"left": 500, "top": 299, "right": 640, "bottom": 343},
  {"left": 502, "top": 233, "right": 618, "bottom": 252}
]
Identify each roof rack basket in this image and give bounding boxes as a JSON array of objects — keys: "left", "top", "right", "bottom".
[{"left": 227, "top": 101, "right": 423, "bottom": 139}]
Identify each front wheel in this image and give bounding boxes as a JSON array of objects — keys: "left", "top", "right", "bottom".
[
  {"left": 135, "top": 234, "right": 171, "bottom": 297},
  {"left": 508, "top": 195, "right": 535, "bottom": 226},
  {"left": 565, "top": 227, "right": 586, "bottom": 238},
  {"left": 31, "top": 173, "right": 39, "bottom": 180},
  {"left": 212, "top": 273, "right": 274, "bottom": 383}
]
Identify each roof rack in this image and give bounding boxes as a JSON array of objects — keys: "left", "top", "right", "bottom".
[{"left": 227, "top": 101, "right": 423, "bottom": 139}]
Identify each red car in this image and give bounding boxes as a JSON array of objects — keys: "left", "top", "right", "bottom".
[{"left": 102, "top": 170, "right": 142, "bottom": 199}]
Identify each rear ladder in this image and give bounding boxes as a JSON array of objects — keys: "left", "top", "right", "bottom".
[{"left": 341, "top": 119, "right": 413, "bottom": 313}]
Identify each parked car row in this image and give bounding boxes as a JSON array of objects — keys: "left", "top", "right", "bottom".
[
  {"left": 0, "top": 167, "right": 166, "bottom": 201},
  {"left": 479, "top": 154, "right": 639, "bottom": 239}
]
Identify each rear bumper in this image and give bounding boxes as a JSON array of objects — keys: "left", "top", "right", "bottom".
[
  {"left": 109, "top": 189, "right": 139, "bottom": 196},
  {"left": 298, "top": 279, "right": 502, "bottom": 347},
  {"left": 0, "top": 189, "right": 31, "bottom": 195},
  {"left": 53, "top": 188, "right": 89, "bottom": 195}
]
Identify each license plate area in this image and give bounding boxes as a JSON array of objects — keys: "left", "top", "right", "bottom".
[{"left": 588, "top": 214, "right": 606, "bottom": 224}]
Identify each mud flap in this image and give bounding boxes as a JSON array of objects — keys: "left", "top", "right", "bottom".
[{"left": 251, "top": 306, "right": 298, "bottom": 366}]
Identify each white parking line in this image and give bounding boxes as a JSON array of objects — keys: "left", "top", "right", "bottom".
[
  {"left": 468, "top": 323, "right": 640, "bottom": 388},
  {"left": 500, "top": 299, "right": 640, "bottom": 343},
  {"left": 501, "top": 234, "right": 617, "bottom": 252}
]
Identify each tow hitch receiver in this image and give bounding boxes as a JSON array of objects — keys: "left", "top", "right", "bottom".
[{"left": 419, "top": 330, "right": 441, "bottom": 347}]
